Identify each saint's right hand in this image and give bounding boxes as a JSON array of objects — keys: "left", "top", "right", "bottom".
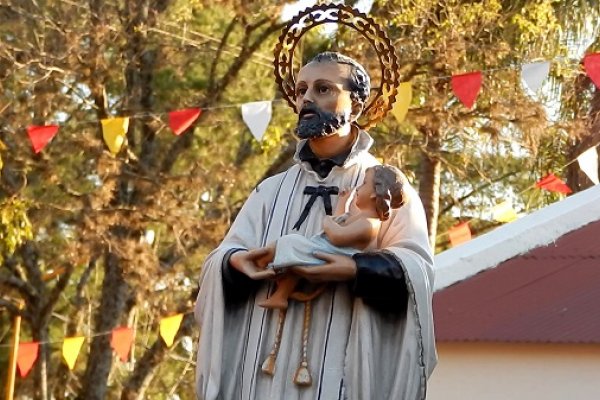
[{"left": 230, "top": 248, "right": 276, "bottom": 280}]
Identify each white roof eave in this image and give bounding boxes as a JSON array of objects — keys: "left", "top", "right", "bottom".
[{"left": 434, "top": 184, "right": 600, "bottom": 292}]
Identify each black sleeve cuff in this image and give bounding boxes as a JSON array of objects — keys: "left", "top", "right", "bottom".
[
  {"left": 222, "top": 248, "right": 261, "bottom": 304},
  {"left": 351, "top": 251, "right": 409, "bottom": 315}
]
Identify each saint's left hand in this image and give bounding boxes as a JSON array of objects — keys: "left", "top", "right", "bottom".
[{"left": 291, "top": 252, "right": 357, "bottom": 282}]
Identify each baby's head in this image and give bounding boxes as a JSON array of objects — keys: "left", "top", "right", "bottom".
[{"left": 368, "top": 164, "right": 408, "bottom": 221}]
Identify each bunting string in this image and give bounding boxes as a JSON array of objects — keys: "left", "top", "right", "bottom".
[
  {"left": 7, "top": 51, "right": 600, "bottom": 151},
  {"left": 437, "top": 141, "right": 600, "bottom": 245},
  {"left": 0, "top": 310, "right": 190, "bottom": 377},
  {"left": 0, "top": 311, "right": 192, "bottom": 349}
]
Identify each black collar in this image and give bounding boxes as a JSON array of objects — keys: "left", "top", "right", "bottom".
[{"left": 298, "top": 142, "right": 352, "bottom": 178}]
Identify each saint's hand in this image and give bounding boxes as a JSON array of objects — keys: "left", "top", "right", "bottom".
[
  {"left": 291, "top": 252, "right": 357, "bottom": 282},
  {"left": 230, "top": 248, "right": 276, "bottom": 280}
]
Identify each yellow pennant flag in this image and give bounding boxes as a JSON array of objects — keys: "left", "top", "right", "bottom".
[
  {"left": 62, "top": 336, "right": 85, "bottom": 370},
  {"left": 160, "top": 314, "right": 184, "bottom": 347},
  {"left": 390, "top": 82, "right": 412, "bottom": 123},
  {"left": 101, "top": 117, "right": 129, "bottom": 154},
  {"left": 492, "top": 200, "right": 518, "bottom": 223}
]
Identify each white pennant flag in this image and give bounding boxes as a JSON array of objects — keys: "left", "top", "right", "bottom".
[
  {"left": 241, "top": 101, "right": 272, "bottom": 142},
  {"left": 521, "top": 61, "right": 551, "bottom": 93},
  {"left": 577, "top": 146, "right": 599, "bottom": 185}
]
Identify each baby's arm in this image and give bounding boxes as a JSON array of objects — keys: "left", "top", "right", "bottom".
[
  {"left": 323, "top": 217, "right": 380, "bottom": 249},
  {"left": 334, "top": 188, "right": 355, "bottom": 216}
]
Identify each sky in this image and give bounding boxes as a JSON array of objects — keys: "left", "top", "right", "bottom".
[{"left": 281, "top": 0, "right": 374, "bottom": 22}]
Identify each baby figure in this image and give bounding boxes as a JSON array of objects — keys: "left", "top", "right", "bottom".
[{"left": 252, "top": 164, "right": 408, "bottom": 309}]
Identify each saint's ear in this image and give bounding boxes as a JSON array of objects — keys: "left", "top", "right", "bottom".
[{"left": 350, "top": 100, "right": 364, "bottom": 121}]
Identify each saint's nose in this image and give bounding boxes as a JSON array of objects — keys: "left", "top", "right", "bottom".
[{"left": 302, "top": 87, "right": 315, "bottom": 103}]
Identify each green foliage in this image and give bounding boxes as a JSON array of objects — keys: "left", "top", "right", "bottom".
[{"left": 0, "top": 198, "right": 33, "bottom": 264}]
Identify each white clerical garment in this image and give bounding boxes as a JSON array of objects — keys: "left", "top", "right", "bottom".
[{"left": 195, "top": 131, "right": 437, "bottom": 400}]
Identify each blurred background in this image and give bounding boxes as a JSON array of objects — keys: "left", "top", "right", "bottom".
[{"left": 1, "top": 0, "right": 599, "bottom": 399}]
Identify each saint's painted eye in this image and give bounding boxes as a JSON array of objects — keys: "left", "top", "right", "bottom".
[
  {"left": 296, "top": 87, "right": 307, "bottom": 96},
  {"left": 318, "top": 85, "right": 330, "bottom": 94}
]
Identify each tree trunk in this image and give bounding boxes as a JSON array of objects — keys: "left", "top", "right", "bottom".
[
  {"left": 418, "top": 130, "right": 442, "bottom": 248},
  {"left": 53, "top": 259, "right": 97, "bottom": 400},
  {"left": 79, "top": 252, "right": 130, "bottom": 400},
  {"left": 120, "top": 313, "right": 195, "bottom": 400},
  {"left": 21, "top": 243, "right": 48, "bottom": 400},
  {"left": 32, "top": 326, "right": 49, "bottom": 400},
  {"left": 566, "top": 81, "right": 600, "bottom": 192}
]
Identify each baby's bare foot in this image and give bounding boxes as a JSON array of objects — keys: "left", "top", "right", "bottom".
[{"left": 258, "top": 296, "right": 289, "bottom": 309}]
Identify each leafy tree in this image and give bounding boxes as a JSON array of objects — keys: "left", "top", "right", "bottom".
[{"left": 0, "top": 1, "right": 289, "bottom": 398}]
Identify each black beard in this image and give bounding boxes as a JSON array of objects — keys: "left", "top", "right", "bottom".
[{"left": 294, "top": 104, "right": 348, "bottom": 139}]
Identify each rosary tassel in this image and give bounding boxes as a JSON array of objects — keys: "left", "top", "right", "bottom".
[
  {"left": 293, "top": 300, "right": 312, "bottom": 386},
  {"left": 261, "top": 309, "right": 286, "bottom": 376}
]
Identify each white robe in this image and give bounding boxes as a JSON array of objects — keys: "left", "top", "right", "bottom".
[{"left": 195, "top": 131, "right": 437, "bottom": 400}]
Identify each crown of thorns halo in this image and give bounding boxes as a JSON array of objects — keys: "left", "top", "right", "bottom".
[{"left": 274, "top": 4, "right": 400, "bottom": 129}]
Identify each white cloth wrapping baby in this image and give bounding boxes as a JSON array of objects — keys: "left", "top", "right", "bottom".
[{"left": 271, "top": 232, "right": 359, "bottom": 270}]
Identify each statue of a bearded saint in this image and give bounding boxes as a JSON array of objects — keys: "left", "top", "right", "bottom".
[{"left": 194, "top": 5, "right": 437, "bottom": 400}]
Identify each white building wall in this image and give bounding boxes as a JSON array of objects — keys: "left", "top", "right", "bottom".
[{"left": 427, "top": 342, "right": 600, "bottom": 400}]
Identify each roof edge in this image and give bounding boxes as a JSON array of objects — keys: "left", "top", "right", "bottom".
[{"left": 434, "top": 184, "right": 600, "bottom": 291}]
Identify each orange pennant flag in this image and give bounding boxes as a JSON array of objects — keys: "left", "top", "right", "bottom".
[
  {"left": 62, "top": 336, "right": 85, "bottom": 370},
  {"left": 110, "top": 327, "right": 134, "bottom": 362},
  {"left": 535, "top": 173, "right": 572, "bottom": 194},
  {"left": 168, "top": 108, "right": 202, "bottom": 136},
  {"left": 451, "top": 71, "right": 482, "bottom": 109},
  {"left": 159, "top": 313, "right": 184, "bottom": 347},
  {"left": 27, "top": 125, "right": 59, "bottom": 154},
  {"left": 17, "top": 342, "right": 39, "bottom": 378},
  {"left": 448, "top": 222, "right": 472, "bottom": 247},
  {"left": 583, "top": 52, "right": 600, "bottom": 89}
]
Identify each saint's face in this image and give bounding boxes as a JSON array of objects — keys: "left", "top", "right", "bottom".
[{"left": 294, "top": 61, "right": 355, "bottom": 139}]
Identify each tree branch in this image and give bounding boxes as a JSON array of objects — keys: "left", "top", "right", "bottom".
[
  {"left": 441, "top": 171, "right": 519, "bottom": 215},
  {"left": 208, "top": 17, "right": 238, "bottom": 93}
]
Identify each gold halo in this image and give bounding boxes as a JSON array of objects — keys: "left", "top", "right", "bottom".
[{"left": 274, "top": 3, "right": 400, "bottom": 129}]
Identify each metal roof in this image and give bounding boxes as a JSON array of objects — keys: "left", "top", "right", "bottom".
[{"left": 433, "top": 218, "right": 600, "bottom": 343}]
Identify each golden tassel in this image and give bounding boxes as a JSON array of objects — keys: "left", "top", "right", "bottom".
[
  {"left": 293, "top": 300, "right": 313, "bottom": 386},
  {"left": 261, "top": 308, "right": 286, "bottom": 376}
]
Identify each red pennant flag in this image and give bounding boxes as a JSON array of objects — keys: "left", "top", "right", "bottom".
[
  {"left": 535, "top": 173, "right": 572, "bottom": 194},
  {"left": 110, "top": 327, "right": 134, "bottom": 362},
  {"left": 168, "top": 108, "right": 202, "bottom": 136},
  {"left": 26, "top": 125, "right": 59, "bottom": 153},
  {"left": 448, "top": 222, "right": 472, "bottom": 247},
  {"left": 17, "top": 342, "right": 39, "bottom": 378},
  {"left": 584, "top": 53, "right": 600, "bottom": 89},
  {"left": 451, "top": 71, "right": 482, "bottom": 109}
]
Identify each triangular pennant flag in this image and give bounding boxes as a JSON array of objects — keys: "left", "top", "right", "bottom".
[
  {"left": 110, "top": 327, "right": 134, "bottom": 362},
  {"left": 27, "top": 125, "right": 59, "bottom": 154},
  {"left": 159, "top": 314, "right": 184, "bottom": 347},
  {"left": 577, "top": 146, "right": 599, "bottom": 185},
  {"left": 241, "top": 101, "right": 272, "bottom": 141},
  {"left": 448, "top": 222, "right": 472, "bottom": 247},
  {"left": 17, "top": 342, "right": 39, "bottom": 378},
  {"left": 492, "top": 200, "right": 518, "bottom": 223},
  {"left": 535, "top": 172, "right": 572, "bottom": 194},
  {"left": 168, "top": 108, "right": 202, "bottom": 136},
  {"left": 101, "top": 117, "right": 129, "bottom": 154},
  {"left": 62, "top": 336, "right": 85, "bottom": 370},
  {"left": 451, "top": 71, "right": 482, "bottom": 109},
  {"left": 521, "top": 61, "right": 550, "bottom": 93},
  {"left": 583, "top": 52, "right": 600, "bottom": 89},
  {"left": 390, "top": 82, "right": 412, "bottom": 123}
]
